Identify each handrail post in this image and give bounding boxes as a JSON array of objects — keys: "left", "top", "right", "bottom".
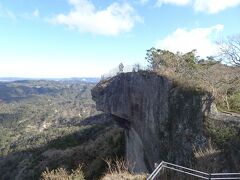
[{"left": 147, "top": 161, "right": 240, "bottom": 180}]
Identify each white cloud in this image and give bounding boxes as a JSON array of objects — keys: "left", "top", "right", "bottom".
[
  {"left": 51, "top": 0, "right": 141, "bottom": 36},
  {"left": 21, "top": 9, "right": 40, "bottom": 19},
  {"left": 6, "top": 9, "right": 16, "bottom": 19},
  {"left": 0, "top": 4, "right": 16, "bottom": 20},
  {"left": 193, "top": 0, "right": 240, "bottom": 13},
  {"left": 156, "top": 0, "right": 191, "bottom": 6},
  {"left": 0, "top": 4, "right": 39, "bottom": 20},
  {"left": 152, "top": 0, "right": 240, "bottom": 13},
  {"left": 33, "top": 9, "right": 39, "bottom": 17},
  {"left": 156, "top": 24, "right": 224, "bottom": 57},
  {"left": 139, "top": 0, "right": 150, "bottom": 4}
]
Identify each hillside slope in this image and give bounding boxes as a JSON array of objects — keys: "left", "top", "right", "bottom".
[{"left": 0, "top": 80, "right": 125, "bottom": 180}]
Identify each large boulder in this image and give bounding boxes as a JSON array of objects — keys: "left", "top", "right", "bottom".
[{"left": 91, "top": 71, "right": 239, "bottom": 172}]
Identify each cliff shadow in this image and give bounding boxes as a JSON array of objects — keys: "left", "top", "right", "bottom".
[{"left": 0, "top": 114, "right": 125, "bottom": 180}]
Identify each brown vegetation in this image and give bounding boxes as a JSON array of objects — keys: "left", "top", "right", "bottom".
[
  {"left": 146, "top": 48, "right": 240, "bottom": 112},
  {"left": 193, "top": 142, "right": 222, "bottom": 172},
  {"left": 41, "top": 165, "right": 85, "bottom": 180},
  {"left": 101, "top": 158, "right": 146, "bottom": 180}
]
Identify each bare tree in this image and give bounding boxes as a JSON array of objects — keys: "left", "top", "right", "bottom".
[
  {"left": 218, "top": 34, "right": 240, "bottom": 66},
  {"left": 197, "top": 63, "right": 240, "bottom": 110}
]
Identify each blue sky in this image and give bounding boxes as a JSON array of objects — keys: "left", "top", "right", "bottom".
[{"left": 0, "top": 0, "right": 240, "bottom": 77}]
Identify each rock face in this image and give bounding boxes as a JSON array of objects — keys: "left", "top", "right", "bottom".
[{"left": 91, "top": 72, "right": 238, "bottom": 172}]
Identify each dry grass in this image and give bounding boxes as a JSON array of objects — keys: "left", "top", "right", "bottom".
[
  {"left": 41, "top": 165, "right": 85, "bottom": 180},
  {"left": 102, "top": 173, "right": 146, "bottom": 180},
  {"left": 194, "top": 142, "right": 219, "bottom": 159},
  {"left": 193, "top": 142, "right": 221, "bottom": 173},
  {"left": 101, "top": 157, "right": 146, "bottom": 180}
]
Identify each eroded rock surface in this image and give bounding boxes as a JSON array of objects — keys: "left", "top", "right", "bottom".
[{"left": 92, "top": 72, "right": 239, "bottom": 172}]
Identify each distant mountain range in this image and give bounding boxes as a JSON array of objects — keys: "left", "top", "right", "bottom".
[{"left": 0, "top": 77, "right": 100, "bottom": 83}]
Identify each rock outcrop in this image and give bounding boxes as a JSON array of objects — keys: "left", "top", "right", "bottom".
[{"left": 91, "top": 71, "right": 240, "bottom": 173}]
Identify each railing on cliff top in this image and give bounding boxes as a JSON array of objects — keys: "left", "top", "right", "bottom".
[{"left": 147, "top": 161, "right": 240, "bottom": 180}]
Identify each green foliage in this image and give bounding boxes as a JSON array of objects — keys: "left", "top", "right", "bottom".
[
  {"left": 228, "top": 92, "right": 240, "bottom": 113},
  {"left": 146, "top": 48, "right": 176, "bottom": 70},
  {"left": 182, "top": 49, "right": 198, "bottom": 66},
  {"left": 211, "top": 126, "right": 237, "bottom": 147},
  {"left": 206, "top": 119, "right": 238, "bottom": 148},
  {"left": 205, "top": 118, "right": 240, "bottom": 171},
  {"left": 47, "top": 128, "right": 89, "bottom": 150}
]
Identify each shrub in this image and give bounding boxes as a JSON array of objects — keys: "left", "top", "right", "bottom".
[
  {"left": 193, "top": 142, "right": 221, "bottom": 172},
  {"left": 41, "top": 165, "right": 85, "bottom": 180},
  {"left": 228, "top": 92, "right": 240, "bottom": 113},
  {"left": 101, "top": 158, "right": 146, "bottom": 180}
]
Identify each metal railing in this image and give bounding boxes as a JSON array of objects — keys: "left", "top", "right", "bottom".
[{"left": 147, "top": 161, "right": 240, "bottom": 180}]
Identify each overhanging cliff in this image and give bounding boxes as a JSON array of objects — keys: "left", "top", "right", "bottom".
[{"left": 91, "top": 71, "right": 240, "bottom": 173}]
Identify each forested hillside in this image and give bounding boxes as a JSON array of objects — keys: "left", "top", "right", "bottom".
[
  {"left": 0, "top": 80, "right": 97, "bottom": 156},
  {"left": 0, "top": 80, "right": 124, "bottom": 180}
]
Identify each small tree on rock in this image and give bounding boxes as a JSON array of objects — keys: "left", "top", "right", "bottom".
[{"left": 118, "top": 63, "right": 124, "bottom": 74}]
